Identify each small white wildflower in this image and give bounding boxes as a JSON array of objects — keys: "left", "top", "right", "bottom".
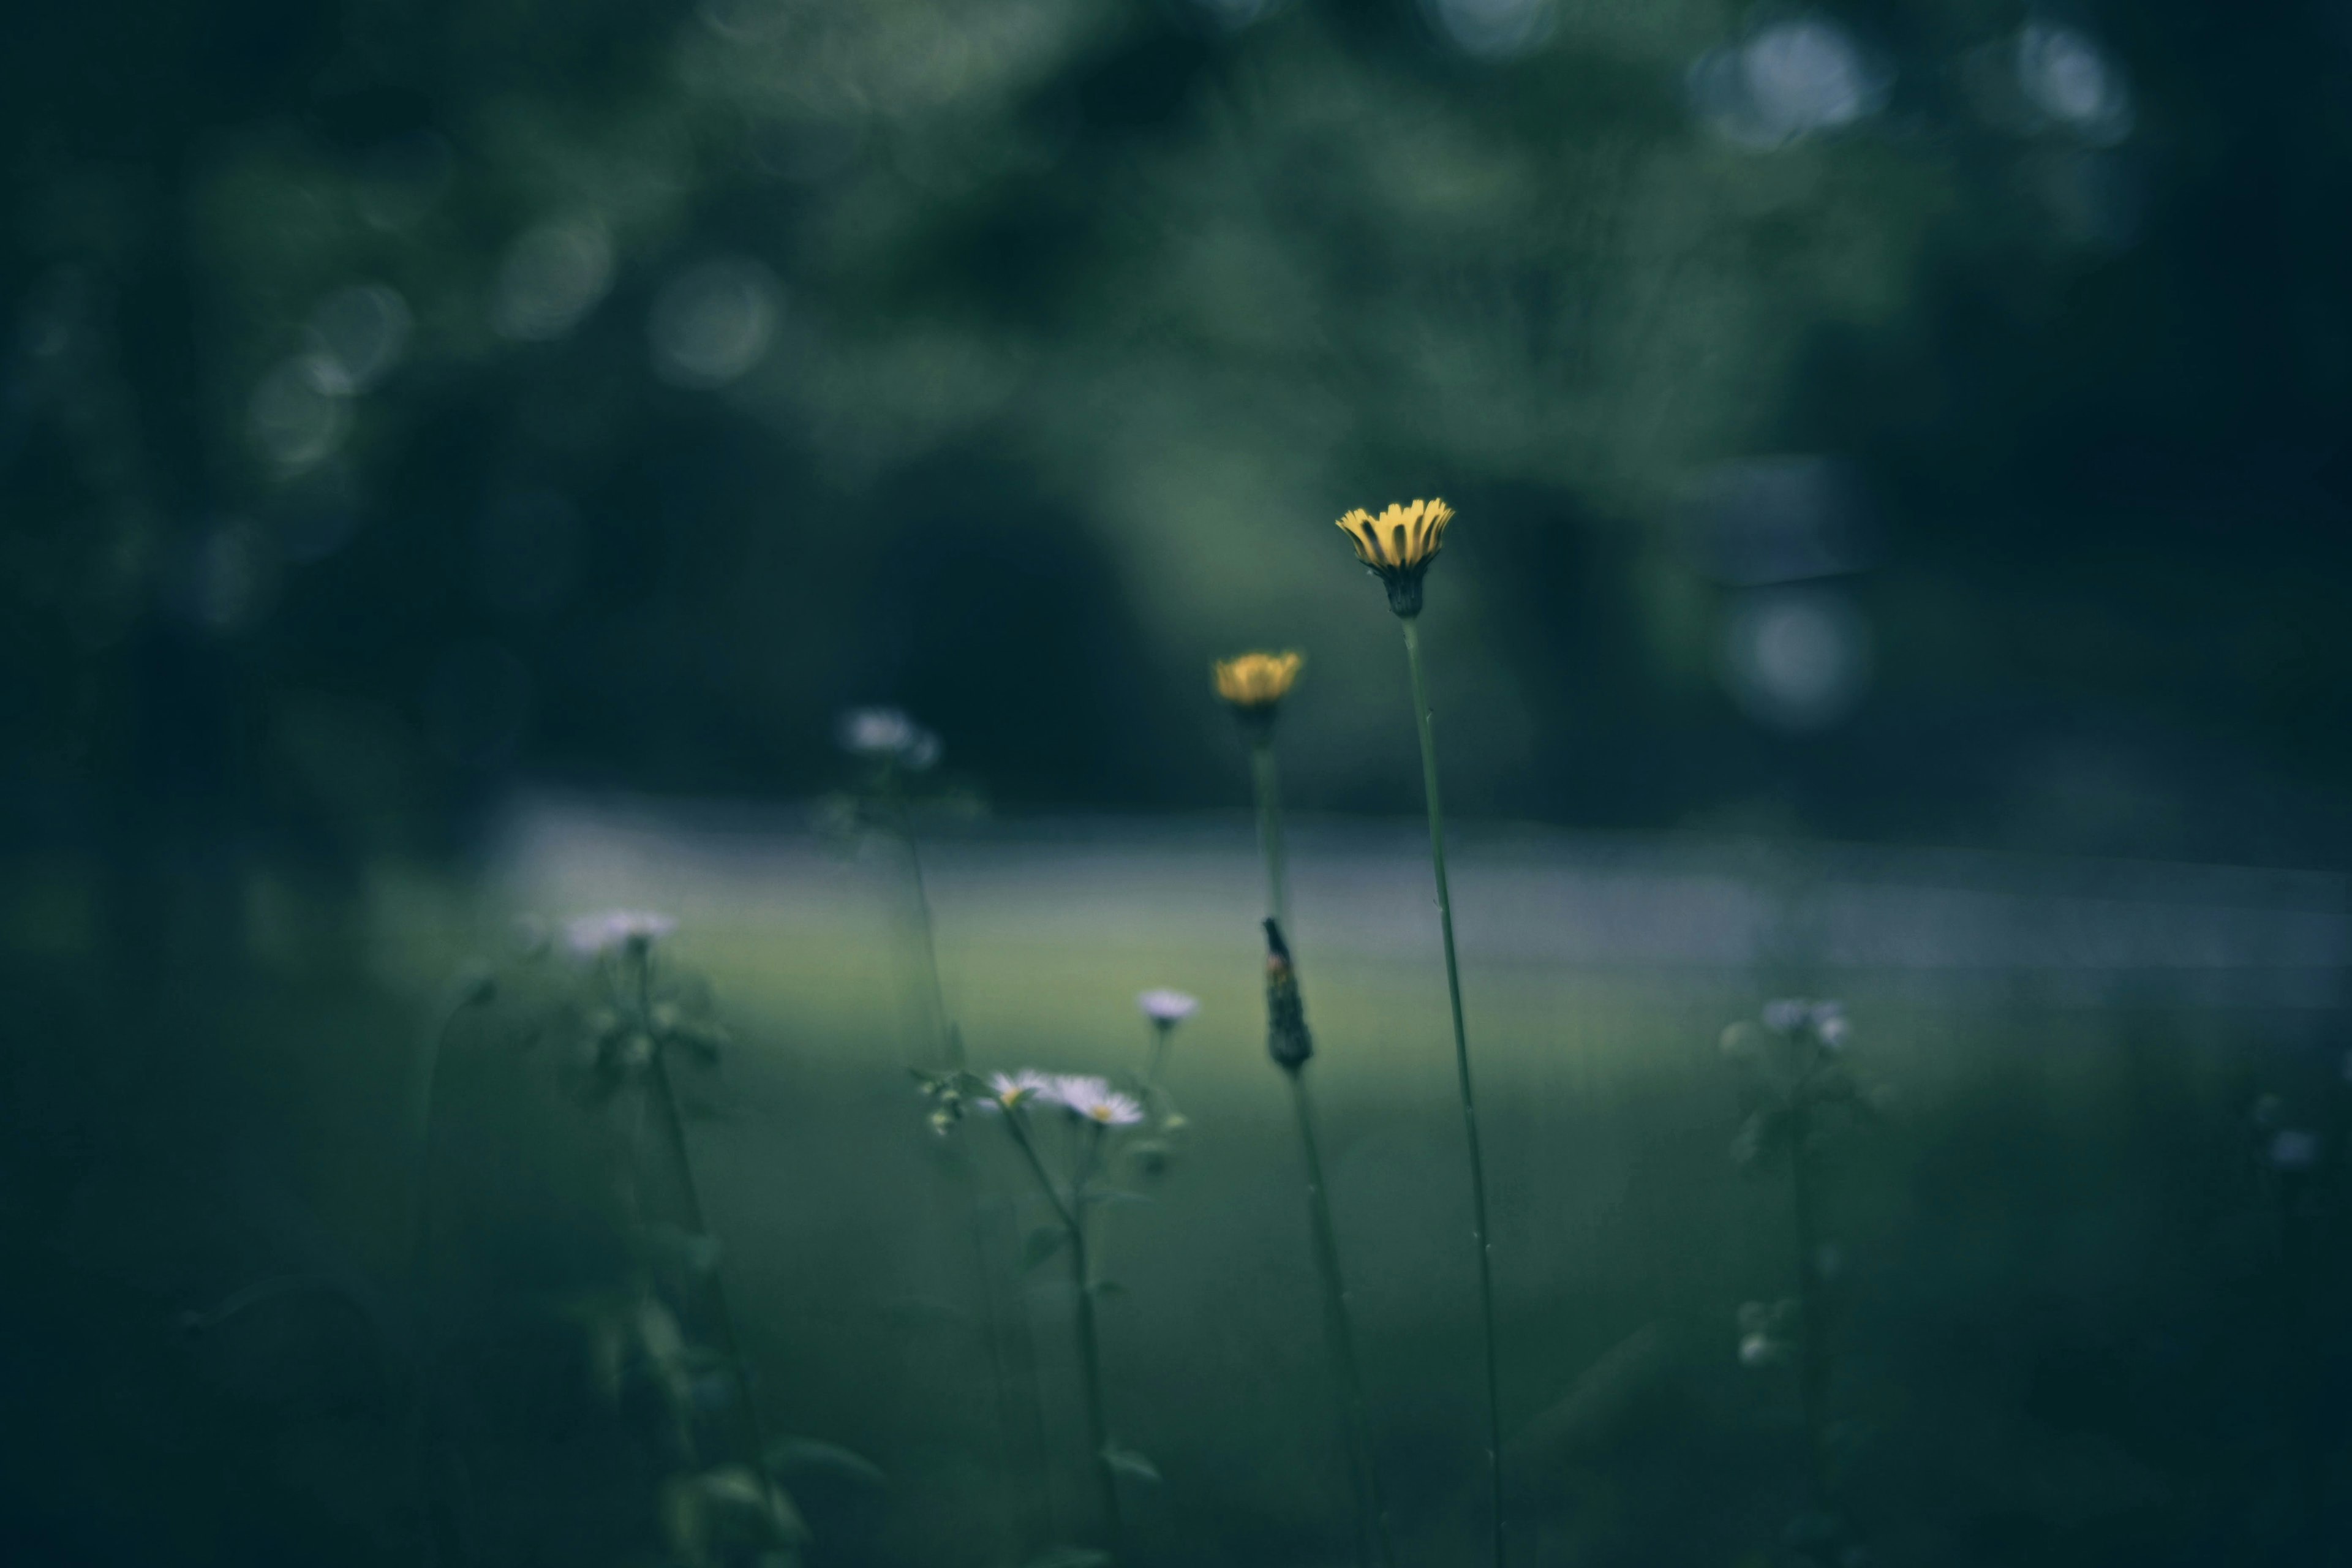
[
  {"left": 1138, "top": 989, "right": 1199, "bottom": 1025},
  {"left": 564, "top": 909, "right": 677, "bottom": 957},
  {"left": 2269, "top": 1129, "right": 2322, "bottom": 1171},
  {"left": 1815, "top": 1005, "right": 1850, "bottom": 1051},
  {"left": 1051, "top": 1075, "right": 1145, "bottom": 1126},
  {"left": 979, "top": 1069, "right": 1054, "bottom": 1112},
  {"left": 837, "top": 706, "right": 943, "bottom": 771}
]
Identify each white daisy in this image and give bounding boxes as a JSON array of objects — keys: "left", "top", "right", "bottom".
[
  {"left": 1137, "top": 989, "right": 1199, "bottom": 1025},
  {"left": 978, "top": 1069, "right": 1055, "bottom": 1112},
  {"left": 1051, "top": 1075, "right": 1144, "bottom": 1126}
]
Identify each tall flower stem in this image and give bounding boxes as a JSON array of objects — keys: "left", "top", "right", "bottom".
[
  {"left": 1286, "top": 1066, "right": 1397, "bottom": 1568},
  {"left": 1142, "top": 1022, "right": 1174, "bottom": 1099},
  {"left": 891, "top": 783, "right": 959, "bottom": 1070},
  {"left": 1400, "top": 616, "right": 1506, "bottom": 1567},
  {"left": 1249, "top": 737, "right": 1393, "bottom": 1568},
  {"left": 1070, "top": 1123, "right": 1123, "bottom": 1560},
  {"left": 632, "top": 946, "right": 778, "bottom": 1495},
  {"left": 1005, "top": 1113, "right": 1124, "bottom": 1558},
  {"left": 891, "top": 800, "right": 1048, "bottom": 1553},
  {"left": 1787, "top": 1102, "right": 1831, "bottom": 1507},
  {"left": 1250, "top": 735, "right": 1291, "bottom": 933}
]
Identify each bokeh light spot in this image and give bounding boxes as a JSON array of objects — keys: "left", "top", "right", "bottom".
[
  {"left": 306, "top": 283, "right": 411, "bottom": 394},
  {"left": 1423, "top": 0, "right": 1552, "bottom": 62},
  {"left": 1722, "top": 586, "right": 1872, "bottom": 732},
  {"left": 2018, "top": 23, "right": 2133, "bottom": 144},
  {"left": 1691, "top": 16, "right": 1890, "bottom": 151},
  {"left": 248, "top": 355, "right": 350, "bottom": 471},
  {"left": 649, "top": 257, "right": 780, "bottom": 389},
  {"left": 490, "top": 216, "right": 616, "bottom": 342}
]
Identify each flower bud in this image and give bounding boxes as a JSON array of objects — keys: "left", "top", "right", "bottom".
[{"left": 1264, "top": 918, "right": 1313, "bottom": 1071}]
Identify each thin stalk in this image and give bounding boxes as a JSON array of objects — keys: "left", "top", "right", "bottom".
[
  {"left": 895, "top": 805, "right": 1047, "bottom": 1555},
  {"left": 1400, "top": 616, "right": 1506, "bottom": 1568},
  {"left": 894, "top": 788, "right": 959, "bottom": 1069},
  {"left": 1005, "top": 1113, "right": 1123, "bottom": 1558},
  {"left": 1787, "top": 1101, "right": 1831, "bottom": 1507},
  {"left": 1251, "top": 736, "right": 1392, "bottom": 1567},
  {"left": 1070, "top": 1122, "right": 1125, "bottom": 1559},
  {"left": 635, "top": 948, "right": 774, "bottom": 1491},
  {"left": 1287, "top": 1067, "right": 1398, "bottom": 1568},
  {"left": 1251, "top": 736, "right": 1291, "bottom": 933},
  {"left": 1142, "top": 1022, "right": 1174, "bottom": 1098}
]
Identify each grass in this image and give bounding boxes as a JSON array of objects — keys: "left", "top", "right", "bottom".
[{"left": 6, "top": 827, "right": 2347, "bottom": 1566}]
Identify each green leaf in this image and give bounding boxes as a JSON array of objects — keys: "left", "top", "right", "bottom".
[
  {"left": 1020, "top": 1225, "right": 1071, "bottom": 1272},
  {"left": 765, "top": 1436, "right": 884, "bottom": 1488},
  {"left": 1102, "top": 1445, "right": 1161, "bottom": 1485}
]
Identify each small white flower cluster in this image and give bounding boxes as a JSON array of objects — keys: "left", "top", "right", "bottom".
[
  {"left": 1763, "top": 997, "right": 1848, "bottom": 1050},
  {"left": 837, "top": 706, "right": 941, "bottom": 772},
  {"left": 565, "top": 909, "right": 678, "bottom": 958},
  {"left": 984, "top": 1070, "right": 1144, "bottom": 1126},
  {"left": 1137, "top": 989, "right": 1198, "bottom": 1025}
]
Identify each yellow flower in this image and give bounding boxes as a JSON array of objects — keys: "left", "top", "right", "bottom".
[
  {"left": 1335, "top": 498, "right": 1454, "bottom": 617},
  {"left": 1213, "top": 650, "right": 1305, "bottom": 712}
]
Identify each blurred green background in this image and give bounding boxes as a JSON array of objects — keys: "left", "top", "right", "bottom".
[
  {"left": 13, "top": 0, "right": 2352, "bottom": 853},
  {"left": 9, "top": 0, "right": 2352, "bottom": 1564}
]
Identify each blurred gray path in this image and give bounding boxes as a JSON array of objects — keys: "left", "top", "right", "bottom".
[{"left": 494, "top": 793, "right": 2350, "bottom": 1009}]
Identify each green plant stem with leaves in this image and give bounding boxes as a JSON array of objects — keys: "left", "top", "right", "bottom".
[
  {"left": 883, "top": 780, "right": 1050, "bottom": 1556},
  {"left": 1400, "top": 616, "right": 1506, "bottom": 1568},
  {"left": 1004, "top": 1110, "right": 1125, "bottom": 1559},
  {"left": 1786, "top": 1099, "right": 1831, "bottom": 1507},
  {"left": 628, "top": 944, "right": 781, "bottom": 1506}
]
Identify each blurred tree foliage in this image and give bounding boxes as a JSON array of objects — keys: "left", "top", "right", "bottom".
[{"left": 7, "top": 0, "right": 2352, "bottom": 891}]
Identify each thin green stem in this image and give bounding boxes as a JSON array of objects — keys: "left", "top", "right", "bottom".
[
  {"left": 1251, "top": 737, "right": 1291, "bottom": 933},
  {"left": 894, "top": 811, "right": 1042, "bottom": 1556},
  {"left": 1070, "top": 1121, "right": 1125, "bottom": 1559},
  {"left": 1401, "top": 616, "right": 1506, "bottom": 1568},
  {"left": 1288, "top": 1068, "right": 1398, "bottom": 1568},
  {"left": 1002, "top": 1109, "right": 1080, "bottom": 1234},
  {"left": 1142, "top": 1021, "right": 1174, "bottom": 1102},
  {"left": 1251, "top": 734, "right": 1391, "bottom": 1566},
  {"left": 1004, "top": 1111, "right": 1121, "bottom": 1555},
  {"left": 1788, "top": 1101, "right": 1831, "bottom": 1508},
  {"left": 634, "top": 946, "right": 776, "bottom": 1494},
  {"left": 902, "top": 821, "right": 960, "bottom": 1069}
]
